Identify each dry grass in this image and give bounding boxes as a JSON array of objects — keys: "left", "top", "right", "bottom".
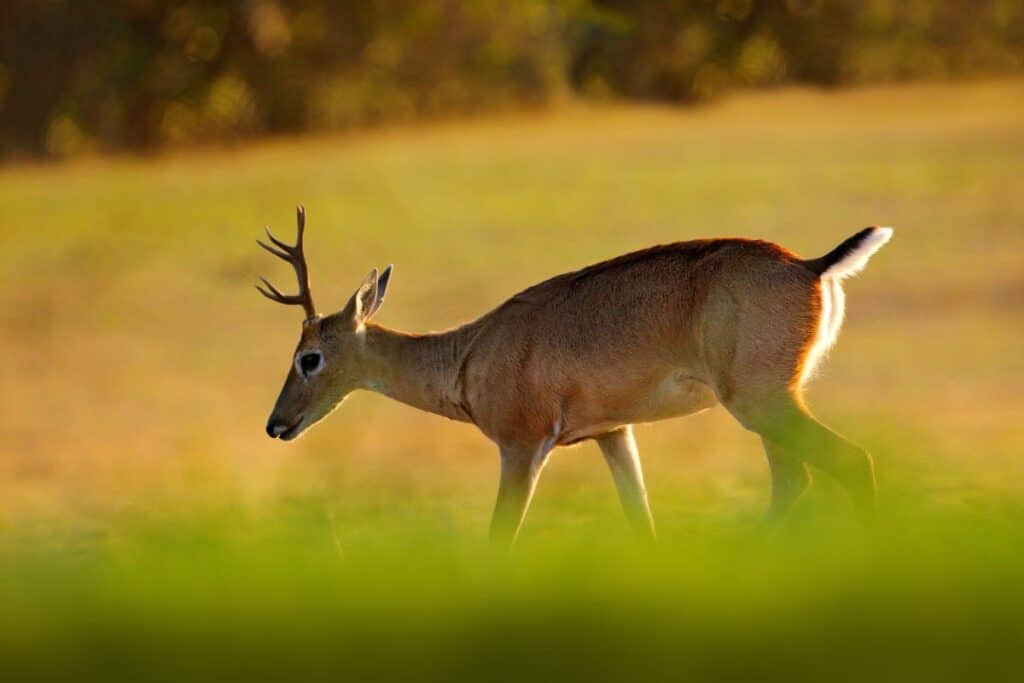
[
  {"left": 1, "top": 78, "right": 1023, "bottom": 536},
  {"left": 2, "top": 79, "right": 1024, "bottom": 682}
]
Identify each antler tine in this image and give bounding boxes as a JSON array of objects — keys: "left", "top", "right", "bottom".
[
  {"left": 254, "top": 205, "right": 317, "bottom": 319},
  {"left": 256, "top": 276, "right": 307, "bottom": 304},
  {"left": 256, "top": 276, "right": 285, "bottom": 299},
  {"left": 257, "top": 236, "right": 291, "bottom": 262},
  {"left": 263, "top": 225, "right": 294, "bottom": 253}
]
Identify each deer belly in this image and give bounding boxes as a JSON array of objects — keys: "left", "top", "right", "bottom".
[
  {"left": 624, "top": 372, "right": 717, "bottom": 423},
  {"left": 557, "top": 372, "right": 717, "bottom": 443}
]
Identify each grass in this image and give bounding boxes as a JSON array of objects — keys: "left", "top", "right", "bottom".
[{"left": 1, "top": 79, "right": 1023, "bottom": 679}]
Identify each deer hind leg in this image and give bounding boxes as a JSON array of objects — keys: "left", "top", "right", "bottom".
[
  {"left": 726, "top": 392, "right": 875, "bottom": 522},
  {"left": 596, "top": 426, "right": 656, "bottom": 540},
  {"left": 762, "top": 437, "right": 811, "bottom": 519},
  {"left": 710, "top": 277, "right": 874, "bottom": 521}
]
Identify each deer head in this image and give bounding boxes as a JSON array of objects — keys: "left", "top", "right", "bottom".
[{"left": 258, "top": 206, "right": 392, "bottom": 440}]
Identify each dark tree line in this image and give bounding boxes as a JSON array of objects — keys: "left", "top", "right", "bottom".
[{"left": 1, "top": 0, "right": 1022, "bottom": 159}]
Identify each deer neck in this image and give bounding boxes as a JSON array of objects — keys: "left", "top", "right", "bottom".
[{"left": 359, "top": 323, "right": 472, "bottom": 422}]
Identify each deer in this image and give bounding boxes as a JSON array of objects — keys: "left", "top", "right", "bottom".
[{"left": 257, "top": 206, "right": 892, "bottom": 544}]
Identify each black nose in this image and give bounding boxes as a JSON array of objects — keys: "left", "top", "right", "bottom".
[{"left": 266, "top": 420, "right": 279, "bottom": 438}]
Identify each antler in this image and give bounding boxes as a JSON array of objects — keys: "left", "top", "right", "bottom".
[{"left": 256, "top": 205, "right": 317, "bottom": 320}]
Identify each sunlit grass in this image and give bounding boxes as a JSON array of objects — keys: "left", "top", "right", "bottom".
[{"left": 1, "top": 79, "right": 1023, "bottom": 679}]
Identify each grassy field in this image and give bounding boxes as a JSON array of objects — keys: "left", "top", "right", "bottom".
[{"left": 1, "top": 79, "right": 1023, "bottom": 679}]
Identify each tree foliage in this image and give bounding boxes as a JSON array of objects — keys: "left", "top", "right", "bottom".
[{"left": 1, "top": 0, "right": 1022, "bottom": 158}]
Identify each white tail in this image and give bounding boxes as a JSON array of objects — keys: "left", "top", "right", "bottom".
[{"left": 818, "top": 226, "right": 893, "bottom": 279}]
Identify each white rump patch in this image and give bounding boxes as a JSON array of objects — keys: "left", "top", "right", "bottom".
[
  {"left": 800, "top": 280, "right": 837, "bottom": 385},
  {"left": 800, "top": 227, "right": 892, "bottom": 385},
  {"left": 825, "top": 277, "right": 846, "bottom": 344}
]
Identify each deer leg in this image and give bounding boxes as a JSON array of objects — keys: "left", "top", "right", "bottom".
[
  {"left": 596, "top": 426, "right": 656, "bottom": 540},
  {"left": 489, "top": 441, "right": 552, "bottom": 546},
  {"left": 727, "top": 394, "right": 876, "bottom": 524},
  {"left": 762, "top": 437, "right": 811, "bottom": 520},
  {"left": 796, "top": 418, "right": 875, "bottom": 524}
]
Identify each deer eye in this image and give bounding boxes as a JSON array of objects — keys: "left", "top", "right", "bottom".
[{"left": 298, "top": 352, "right": 322, "bottom": 376}]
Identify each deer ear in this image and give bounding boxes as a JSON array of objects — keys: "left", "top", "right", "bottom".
[
  {"left": 368, "top": 264, "right": 393, "bottom": 318},
  {"left": 338, "top": 268, "right": 379, "bottom": 328}
]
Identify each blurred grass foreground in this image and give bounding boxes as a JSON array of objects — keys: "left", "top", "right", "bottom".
[{"left": 1, "top": 74, "right": 1024, "bottom": 678}]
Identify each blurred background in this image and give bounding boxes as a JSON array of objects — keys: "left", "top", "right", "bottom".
[
  {"left": 3, "top": 0, "right": 1023, "bottom": 159},
  {"left": 1, "top": 1, "right": 1024, "bottom": 680}
]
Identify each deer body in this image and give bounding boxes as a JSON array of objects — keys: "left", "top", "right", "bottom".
[{"left": 258, "top": 208, "right": 892, "bottom": 544}]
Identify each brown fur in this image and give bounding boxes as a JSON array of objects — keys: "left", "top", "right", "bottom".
[{"left": 262, "top": 225, "right": 889, "bottom": 544}]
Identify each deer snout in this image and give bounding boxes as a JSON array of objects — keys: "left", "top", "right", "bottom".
[
  {"left": 265, "top": 420, "right": 284, "bottom": 438},
  {"left": 266, "top": 415, "right": 303, "bottom": 440}
]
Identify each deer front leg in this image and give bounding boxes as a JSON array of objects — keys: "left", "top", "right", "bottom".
[
  {"left": 596, "top": 426, "right": 656, "bottom": 540},
  {"left": 489, "top": 441, "right": 551, "bottom": 546}
]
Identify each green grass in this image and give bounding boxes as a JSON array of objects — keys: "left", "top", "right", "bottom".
[
  {"left": 1, "top": 79, "right": 1023, "bottom": 679},
  {"left": 5, "top": 511, "right": 1024, "bottom": 680}
]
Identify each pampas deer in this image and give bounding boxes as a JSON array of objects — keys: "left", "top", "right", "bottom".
[{"left": 258, "top": 206, "right": 892, "bottom": 544}]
